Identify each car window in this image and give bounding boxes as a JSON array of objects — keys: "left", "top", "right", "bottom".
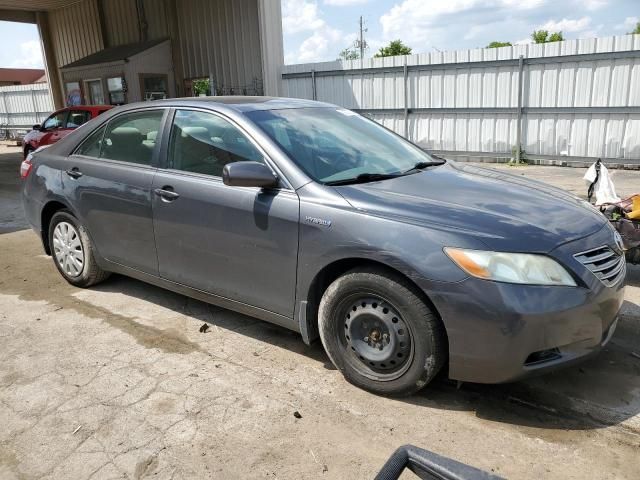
[
  {"left": 42, "top": 111, "right": 66, "bottom": 130},
  {"left": 101, "top": 110, "right": 164, "bottom": 165},
  {"left": 66, "top": 110, "right": 92, "bottom": 128},
  {"left": 168, "top": 109, "right": 263, "bottom": 177},
  {"left": 247, "top": 107, "right": 438, "bottom": 183},
  {"left": 75, "top": 125, "right": 106, "bottom": 157}
]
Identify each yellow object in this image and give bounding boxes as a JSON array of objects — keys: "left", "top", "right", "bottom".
[{"left": 628, "top": 195, "right": 640, "bottom": 219}]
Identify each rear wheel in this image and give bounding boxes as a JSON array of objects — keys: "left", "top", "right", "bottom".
[
  {"left": 318, "top": 267, "right": 446, "bottom": 396},
  {"left": 48, "top": 210, "right": 110, "bottom": 287}
]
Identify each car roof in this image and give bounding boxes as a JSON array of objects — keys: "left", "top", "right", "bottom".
[
  {"left": 111, "top": 96, "right": 336, "bottom": 114},
  {"left": 59, "top": 105, "right": 113, "bottom": 112}
]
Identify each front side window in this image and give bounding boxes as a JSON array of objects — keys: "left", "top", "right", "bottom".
[
  {"left": 168, "top": 110, "right": 263, "bottom": 177},
  {"left": 43, "top": 111, "right": 66, "bottom": 130},
  {"left": 247, "top": 107, "right": 438, "bottom": 184},
  {"left": 66, "top": 110, "right": 92, "bottom": 128},
  {"left": 101, "top": 110, "right": 164, "bottom": 165},
  {"left": 75, "top": 125, "right": 106, "bottom": 157}
]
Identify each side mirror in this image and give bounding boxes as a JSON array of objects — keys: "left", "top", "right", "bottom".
[
  {"left": 32, "top": 124, "right": 41, "bottom": 131},
  {"left": 223, "top": 161, "right": 278, "bottom": 189}
]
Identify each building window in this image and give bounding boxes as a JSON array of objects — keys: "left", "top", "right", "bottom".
[
  {"left": 107, "top": 77, "right": 126, "bottom": 105},
  {"left": 85, "top": 79, "right": 105, "bottom": 105},
  {"left": 65, "top": 82, "right": 82, "bottom": 106},
  {"left": 140, "top": 74, "right": 168, "bottom": 101}
]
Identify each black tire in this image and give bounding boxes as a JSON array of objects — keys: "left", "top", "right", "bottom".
[
  {"left": 23, "top": 144, "right": 33, "bottom": 159},
  {"left": 318, "top": 267, "right": 446, "bottom": 396},
  {"left": 48, "top": 210, "right": 110, "bottom": 287}
]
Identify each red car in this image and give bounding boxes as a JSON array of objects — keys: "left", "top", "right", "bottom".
[{"left": 22, "top": 105, "right": 112, "bottom": 158}]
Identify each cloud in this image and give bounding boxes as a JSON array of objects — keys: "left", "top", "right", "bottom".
[
  {"left": 283, "top": 0, "right": 355, "bottom": 63},
  {"left": 379, "top": 0, "right": 547, "bottom": 47},
  {"left": 616, "top": 16, "right": 638, "bottom": 31},
  {"left": 581, "top": 0, "right": 608, "bottom": 10},
  {"left": 282, "top": 0, "right": 325, "bottom": 34},
  {"left": 323, "top": 0, "right": 369, "bottom": 5},
  {"left": 9, "top": 40, "right": 44, "bottom": 69},
  {"left": 538, "top": 17, "right": 591, "bottom": 33}
]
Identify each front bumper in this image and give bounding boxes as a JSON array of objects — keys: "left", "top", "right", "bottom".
[{"left": 424, "top": 225, "right": 626, "bottom": 384}]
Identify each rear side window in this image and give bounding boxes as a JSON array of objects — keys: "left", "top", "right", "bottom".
[
  {"left": 76, "top": 125, "right": 106, "bottom": 157},
  {"left": 168, "top": 109, "right": 263, "bottom": 177},
  {"left": 66, "top": 110, "right": 91, "bottom": 128},
  {"left": 101, "top": 110, "right": 164, "bottom": 165}
]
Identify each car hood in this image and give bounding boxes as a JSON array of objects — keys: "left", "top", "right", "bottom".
[{"left": 334, "top": 161, "right": 607, "bottom": 252}]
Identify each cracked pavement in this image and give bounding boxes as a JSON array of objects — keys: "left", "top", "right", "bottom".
[{"left": 1, "top": 145, "right": 640, "bottom": 479}]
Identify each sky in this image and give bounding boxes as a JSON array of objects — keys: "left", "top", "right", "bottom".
[
  {"left": 282, "top": 0, "right": 639, "bottom": 64},
  {"left": 0, "top": 21, "right": 43, "bottom": 69},
  {"left": 0, "top": 0, "right": 638, "bottom": 69}
]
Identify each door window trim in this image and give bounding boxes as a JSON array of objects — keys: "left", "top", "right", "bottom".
[
  {"left": 71, "top": 107, "right": 170, "bottom": 169},
  {"left": 159, "top": 106, "right": 294, "bottom": 191}
]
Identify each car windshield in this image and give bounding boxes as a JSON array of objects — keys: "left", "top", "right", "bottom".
[{"left": 246, "top": 107, "right": 441, "bottom": 184}]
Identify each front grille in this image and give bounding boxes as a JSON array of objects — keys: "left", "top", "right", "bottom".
[{"left": 574, "top": 245, "right": 626, "bottom": 287}]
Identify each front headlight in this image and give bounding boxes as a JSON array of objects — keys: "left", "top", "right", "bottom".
[{"left": 444, "top": 248, "right": 577, "bottom": 286}]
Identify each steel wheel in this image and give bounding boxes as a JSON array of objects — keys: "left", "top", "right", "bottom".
[
  {"left": 339, "top": 295, "right": 413, "bottom": 381},
  {"left": 52, "top": 221, "right": 84, "bottom": 278}
]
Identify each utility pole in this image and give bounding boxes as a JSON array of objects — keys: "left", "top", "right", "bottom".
[{"left": 354, "top": 16, "right": 368, "bottom": 59}]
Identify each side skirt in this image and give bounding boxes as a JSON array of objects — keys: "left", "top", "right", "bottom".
[{"left": 103, "top": 259, "right": 300, "bottom": 334}]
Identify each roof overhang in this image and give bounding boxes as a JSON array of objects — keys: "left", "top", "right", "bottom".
[
  {"left": 0, "top": 1, "right": 82, "bottom": 23},
  {"left": 0, "top": 1, "right": 81, "bottom": 12}
]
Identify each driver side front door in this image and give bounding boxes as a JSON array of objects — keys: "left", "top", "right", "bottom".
[{"left": 151, "top": 109, "right": 300, "bottom": 319}]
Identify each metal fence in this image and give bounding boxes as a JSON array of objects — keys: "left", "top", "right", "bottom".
[
  {"left": 0, "top": 83, "right": 54, "bottom": 139},
  {"left": 282, "top": 34, "right": 640, "bottom": 165}
]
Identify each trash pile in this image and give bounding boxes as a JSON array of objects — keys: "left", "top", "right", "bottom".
[{"left": 584, "top": 159, "right": 640, "bottom": 264}]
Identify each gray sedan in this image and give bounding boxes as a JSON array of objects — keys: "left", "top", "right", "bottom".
[{"left": 21, "top": 97, "right": 625, "bottom": 396}]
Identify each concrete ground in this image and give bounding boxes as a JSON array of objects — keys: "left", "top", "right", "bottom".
[{"left": 1, "top": 144, "right": 640, "bottom": 479}]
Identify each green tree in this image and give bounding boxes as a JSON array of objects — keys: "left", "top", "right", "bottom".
[
  {"left": 631, "top": 22, "right": 640, "bottom": 34},
  {"left": 338, "top": 48, "right": 360, "bottom": 61},
  {"left": 374, "top": 40, "right": 412, "bottom": 58},
  {"left": 531, "top": 30, "right": 564, "bottom": 43},
  {"left": 192, "top": 78, "right": 210, "bottom": 96},
  {"left": 548, "top": 31, "right": 564, "bottom": 42},
  {"left": 487, "top": 41, "right": 512, "bottom": 48}
]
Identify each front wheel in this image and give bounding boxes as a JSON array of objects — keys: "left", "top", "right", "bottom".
[
  {"left": 49, "top": 210, "right": 110, "bottom": 287},
  {"left": 318, "top": 267, "right": 446, "bottom": 396}
]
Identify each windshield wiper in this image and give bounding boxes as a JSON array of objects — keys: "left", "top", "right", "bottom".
[
  {"left": 324, "top": 172, "right": 402, "bottom": 186},
  {"left": 403, "top": 159, "right": 446, "bottom": 174}
]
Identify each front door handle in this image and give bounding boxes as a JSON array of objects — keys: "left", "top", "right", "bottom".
[
  {"left": 65, "top": 167, "right": 83, "bottom": 179},
  {"left": 154, "top": 187, "right": 180, "bottom": 201}
]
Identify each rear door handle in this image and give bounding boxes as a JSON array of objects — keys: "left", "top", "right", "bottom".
[
  {"left": 154, "top": 187, "right": 180, "bottom": 201},
  {"left": 65, "top": 168, "right": 83, "bottom": 179}
]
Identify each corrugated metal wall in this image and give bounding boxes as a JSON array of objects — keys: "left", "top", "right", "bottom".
[
  {"left": 258, "top": 0, "right": 284, "bottom": 96},
  {"left": 48, "top": 0, "right": 103, "bottom": 68},
  {"left": 100, "top": 0, "right": 169, "bottom": 47},
  {"left": 0, "top": 84, "right": 54, "bottom": 127},
  {"left": 101, "top": 0, "right": 140, "bottom": 46},
  {"left": 176, "top": 0, "right": 263, "bottom": 93},
  {"left": 283, "top": 35, "right": 640, "bottom": 164}
]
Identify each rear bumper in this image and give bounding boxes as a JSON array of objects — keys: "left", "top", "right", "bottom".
[{"left": 423, "top": 225, "right": 626, "bottom": 384}]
